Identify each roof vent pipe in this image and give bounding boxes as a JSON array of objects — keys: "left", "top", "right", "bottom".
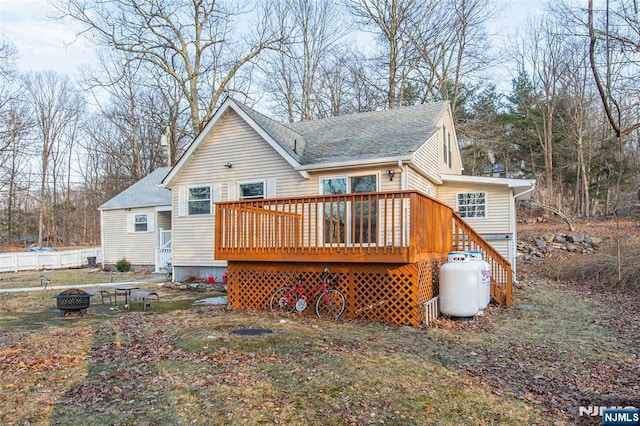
[{"left": 293, "top": 139, "right": 297, "bottom": 154}]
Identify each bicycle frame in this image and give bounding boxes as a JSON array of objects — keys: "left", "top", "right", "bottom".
[
  {"left": 270, "top": 268, "right": 346, "bottom": 319},
  {"left": 283, "top": 272, "right": 333, "bottom": 309}
]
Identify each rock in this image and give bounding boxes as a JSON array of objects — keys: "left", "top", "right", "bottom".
[
  {"left": 614, "top": 204, "right": 640, "bottom": 217},
  {"left": 534, "top": 238, "right": 547, "bottom": 249},
  {"left": 566, "top": 232, "right": 586, "bottom": 243},
  {"left": 586, "top": 236, "right": 603, "bottom": 246}
]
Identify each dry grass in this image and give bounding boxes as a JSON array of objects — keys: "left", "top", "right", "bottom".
[
  {"left": 0, "top": 268, "right": 155, "bottom": 290},
  {"left": 1, "top": 268, "right": 638, "bottom": 425},
  {"left": 549, "top": 247, "right": 640, "bottom": 293}
]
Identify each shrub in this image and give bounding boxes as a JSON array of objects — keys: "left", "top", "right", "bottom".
[{"left": 115, "top": 257, "right": 131, "bottom": 272}]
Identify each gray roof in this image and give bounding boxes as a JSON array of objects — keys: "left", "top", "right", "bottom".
[
  {"left": 99, "top": 167, "right": 171, "bottom": 210},
  {"left": 233, "top": 101, "right": 306, "bottom": 163},
  {"left": 235, "top": 101, "right": 449, "bottom": 165}
]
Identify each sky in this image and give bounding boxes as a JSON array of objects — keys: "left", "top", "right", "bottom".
[{"left": 0, "top": 0, "right": 544, "bottom": 84}]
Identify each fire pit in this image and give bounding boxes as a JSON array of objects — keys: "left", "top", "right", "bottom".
[{"left": 54, "top": 288, "right": 91, "bottom": 317}]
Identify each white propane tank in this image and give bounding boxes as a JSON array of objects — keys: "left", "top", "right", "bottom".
[
  {"left": 439, "top": 251, "right": 479, "bottom": 318},
  {"left": 467, "top": 250, "right": 491, "bottom": 310}
]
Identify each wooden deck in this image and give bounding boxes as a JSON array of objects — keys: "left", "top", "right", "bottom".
[{"left": 215, "top": 190, "right": 514, "bottom": 321}]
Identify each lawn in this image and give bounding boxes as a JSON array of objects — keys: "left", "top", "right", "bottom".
[{"left": 0, "top": 266, "right": 638, "bottom": 425}]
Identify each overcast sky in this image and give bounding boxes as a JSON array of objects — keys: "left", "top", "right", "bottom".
[{"left": 1, "top": 0, "right": 544, "bottom": 83}]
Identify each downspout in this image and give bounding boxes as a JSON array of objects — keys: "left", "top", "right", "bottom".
[
  {"left": 511, "top": 182, "right": 535, "bottom": 281},
  {"left": 398, "top": 160, "right": 407, "bottom": 190}
]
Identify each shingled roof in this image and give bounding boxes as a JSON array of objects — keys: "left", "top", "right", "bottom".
[
  {"left": 234, "top": 100, "right": 449, "bottom": 166},
  {"left": 163, "top": 99, "right": 451, "bottom": 187},
  {"left": 99, "top": 167, "right": 171, "bottom": 210}
]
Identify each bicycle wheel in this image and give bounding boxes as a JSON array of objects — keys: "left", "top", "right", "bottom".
[
  {"left": 315, "top": 289, "right": 346, "bottom": 319},
  {"left": 270, "top": 287, "right": 297, "bottom": 314}
]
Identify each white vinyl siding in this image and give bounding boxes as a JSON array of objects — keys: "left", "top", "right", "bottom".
[
  {"left": 438, "top": 182, "right": 512, "bottom": 235},
  {"left": 406, "top": 168, "right": 435, "bottom": 196},
  {"left": 412, "top": 133, "right": 441, "bottom": 183},
  {"left": 170, "top": 110, "right": 313, "bottom": 265},
  {"left": 102, "top": 208, "right": 156, "bottom": 266}
]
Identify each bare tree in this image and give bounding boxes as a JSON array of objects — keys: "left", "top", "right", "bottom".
[
  {"left": 412, "top": 0, "right": 497, "bottom": 114},
  {"left": 347, "top": 0, "right": 434, "bottom": 109},
  {"left": 23, "top": 71, "right": 84, "bottom": 246},
  {"left": 586, "top": 0, "right": 640, "bottom": 139},
  {"left": 54, "top": 0, "right": 285, "bottom": 136},
  {"left": 510, "top": 15, "right": 571, "bottom": 206},
  {"left": 554, "top": 37, "right": 601, "bottom": 217},
  {"left": 262, "top": 0, "right": 346, "bottom": 122},
  {"left": 314, "top": 52, "right": 381, "bottom": 117}
]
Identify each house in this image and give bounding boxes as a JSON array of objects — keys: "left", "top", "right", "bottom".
[
  {"left": 100, "top": 98, "right": 535, "bottom": 324},
  {"left": 99, "top": 167, "right": 172, "bottom": 272}
]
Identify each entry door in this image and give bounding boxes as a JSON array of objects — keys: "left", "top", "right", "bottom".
[{"left": 322, "top": 175, "right": 377, "bottom": 245}]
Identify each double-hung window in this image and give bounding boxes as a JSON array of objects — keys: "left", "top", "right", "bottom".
[
  {"left": 457, "top": 192, "right": 487, "bottom": 219},
  {"left": 134, "top": 214, "right": 148, "bottom": 232},
  {"left": 188, "top": 186, "right": 211, "bottom": 215},
  {"left": 127, "top": 212, "right": 153, "bottom": 233}
]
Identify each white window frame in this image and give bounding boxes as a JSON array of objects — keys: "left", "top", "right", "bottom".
[
  {"left": 238, "top": 180, "right": 266, "bottom": 200},
  {"left": 187, "top": 185, "right": 212, "bottom": 215},
  {"left": 134, "top": 213, "right": 148, "bottom": 232},
  {"left": 457, "top": 191, "right": 487, "bottom": 219},
  {"left": 127, "top": 212, "right": 154, "bottom": 233}
]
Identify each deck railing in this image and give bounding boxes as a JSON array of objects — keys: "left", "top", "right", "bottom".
[
  {"left": 452, "top": 212, "right": 514, "bottom": 306},
  {"left": 215, "top": 190, "right": 513, "bottom": 305}
]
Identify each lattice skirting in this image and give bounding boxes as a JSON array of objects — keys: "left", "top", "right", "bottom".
[{"left": 227, "top": 259, "right": 444, "bottom": 326}]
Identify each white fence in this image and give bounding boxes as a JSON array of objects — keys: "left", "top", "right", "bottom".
[{"left": 0, "top": 248, "right": 102, "bottom": 273}]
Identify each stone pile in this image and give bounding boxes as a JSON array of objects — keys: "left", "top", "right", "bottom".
[{"left": 517, "top": 231, "right": 606, "bottom": 262}]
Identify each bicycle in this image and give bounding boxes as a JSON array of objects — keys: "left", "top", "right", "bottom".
[{"left": 269, "top": 268, "right": 346, "bottom": 319}]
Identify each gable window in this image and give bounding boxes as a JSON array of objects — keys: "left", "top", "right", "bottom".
[
  {"left": 442, "top": 125, "right": 448, "bottom": 166},
  {"left": 188, "top": 186, "right": 211, "bottom": 215},
  {"left": 443, "top": 126, "right": 452, "bottom": 169},
  {"left": 447, "top": 132, "right": 452, "bottom": 168},
  {"left": 239, "top": 181, "right": 265, "bottom": 200},
  {"left": 457, "top": 192, "right": 487, "bottom": 218}
]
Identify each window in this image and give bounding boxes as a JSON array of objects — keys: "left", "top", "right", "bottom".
[
  {"left": 443, "top": 125, "right": 448, "bottom": 165},
  {"left": 127, "top": 212, "right": 153, "bottom": 233},
  {"left": 447, "top": 132, "right": 452, "bottom": 168},
  {"left": 457, "top": 192, "right": 487, "bottom": 218},
  {"left": 239, "top": 181, "right": 265, "bottom": 200},
  {"left": 188, "top": 186, "right": 211, "bottom": 215},
  {"left": 134, "top": 214, "right": 148, "bottom": 232}
]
